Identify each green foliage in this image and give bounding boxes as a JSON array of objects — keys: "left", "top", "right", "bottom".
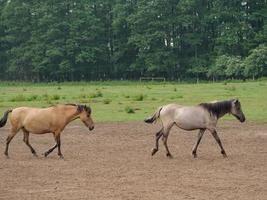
[
  {"left": 244, "top": 44, "right": 267, "bottom": 78},
  {"left": 90, "top": 91, "right": 103, "bottom": 98},
  {"left": 10, "top": 94, "right": 27, "bottom": 102},
  {"left": 0, "top": 81, "right": 267, "bottom": 122},
  {"left": 133, "top": 94, "right": 144, "bottom": 101},
  {"left": 0, "top": 1, "right": 266, "bottom": 81},
  {"left": 103, "top": 99, "right": 111, "bottom": 104},
  {"left": 225, "top": 56, "right": 244, "bottom": 79},
  {"left": 125, "top": 106, "right": 135, "bottom": 114},
  {"left": 51, "top": 94, "right": 60, "bottom": 100}
]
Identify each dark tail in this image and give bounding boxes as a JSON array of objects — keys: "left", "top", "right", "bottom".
[
  {"left": 0, "top": 109, "right": 12, "bottom": 128},
  {"left": 144, "top": 107, "right": 162, "bottom": 124}
]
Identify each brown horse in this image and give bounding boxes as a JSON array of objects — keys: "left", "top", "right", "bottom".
[
  {"left": 145, "top": 99, "right": 246, "bottom": 158},
  {"left": 0, "top": 104, "right": 94, "bottom": 158}
]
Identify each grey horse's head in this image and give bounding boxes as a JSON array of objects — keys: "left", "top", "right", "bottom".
[{"left": 230, "top": 99, "right": 246, "bottom": 122}]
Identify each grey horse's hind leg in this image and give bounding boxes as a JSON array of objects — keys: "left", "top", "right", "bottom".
[
  {"left": 162, "top": 124, "right": 174, "bottom": 158},
  {"left": 22, "top": 129, "right": 37, "bottom": 156},
  {"left": 192, "top": 129, "right": 205, "bottom": 158},
  {"left": 211, "top": 130, "right": 227, "bottom": 157},
  {"left": 151, "top": 128, "right": 163, "bottom": 156}
]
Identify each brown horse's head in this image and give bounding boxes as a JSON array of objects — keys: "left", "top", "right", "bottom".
[
  {"left": 78, "top": 105, "right": 94, "bottom": 131},
  {"left": 230, "top": 99, "right": 246, "bottom": 122}
]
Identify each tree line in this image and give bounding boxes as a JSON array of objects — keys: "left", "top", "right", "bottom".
[{"left": 0, "top": 0, "right": 266, "bottom": 82}]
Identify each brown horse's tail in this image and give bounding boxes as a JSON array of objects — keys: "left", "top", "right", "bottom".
[
  {"left": 144, "top": 107, "right": 162, "bottom": 124},
  {"left": 0, "top": 109, "right": 12, "bottom": 128}
]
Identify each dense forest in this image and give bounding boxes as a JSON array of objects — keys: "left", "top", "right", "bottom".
[{"left": 0, "top": 0, "right": 266, "bottom": 81}]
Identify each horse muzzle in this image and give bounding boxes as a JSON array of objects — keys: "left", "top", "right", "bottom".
[
  {"left": 89, "top": 126, "right": 94, "bottom": 131},
  {"left": 240, "top": 117, "right": 246, "bottom": 123},
  {"left": 237, "top": 115, "right": 246, "bottom": 123}
]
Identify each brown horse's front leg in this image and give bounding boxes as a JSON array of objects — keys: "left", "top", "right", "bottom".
[
  {"left": 44, "top": 143, "right": 57, "bottom": 157},
  {"left": 56, "top": 134, "right": 64, "bottom": 159},
  {"left": 44, "top": 133, "right": 63, "bottom": 159}
]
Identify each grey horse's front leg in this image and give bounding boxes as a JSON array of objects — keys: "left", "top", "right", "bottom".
[
  {"left": 151, "top": 128, "right": 163, "bottom": 156},
  {"left": 211, "top": 130, "right": 227, "bottom": 157},
  {"left": 192, "top": 129, "right": 205, "bottom": 158}
]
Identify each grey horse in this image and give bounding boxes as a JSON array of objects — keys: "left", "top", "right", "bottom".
[{"left": 145, "top": 99, "right": 246, "bottom": 158}]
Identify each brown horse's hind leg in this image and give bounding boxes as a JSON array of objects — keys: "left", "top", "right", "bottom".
[
  {"left": 151, "top": 128, "right": 163, "bottom": 156},
  {"left": 22, "top": 129, "right": 37, "bottom": 157},
  {"left": 211, "top": 130, "right": 227, "bottom": 157},
  {"left": 192, "top": 129, "right": 205, "bottom": 158},
  {"left": 4, "top": 128, "right": 19, "bottom": 158}
]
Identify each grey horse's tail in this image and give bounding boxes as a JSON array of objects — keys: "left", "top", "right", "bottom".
[
  {"left": 0, "top": 109, "right": 12, "bottom": 128},
  {"left": 144, "top": 107, "right": 162, "bottom": 124}
]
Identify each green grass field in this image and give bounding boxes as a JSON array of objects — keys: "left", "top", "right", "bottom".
[{"left": 0, "top": 81, "right": 266, "bottom": 123}]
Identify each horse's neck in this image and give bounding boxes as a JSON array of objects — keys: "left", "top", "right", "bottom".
[
  {"left": 217, "top": 108, "right": 231, "bottom": 119},
  {"left": 61, "top": 106, "right": 79, "bottom": 123},
  {"left": 218, "top": 111, "right": 230, "bottom": 119}
]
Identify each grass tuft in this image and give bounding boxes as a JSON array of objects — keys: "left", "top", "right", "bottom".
[
  {"left": 103, "top": 99, "right": 111, "bottom": 104},
  {"left": 133, "top": 94, "right": 144, "bottom": 101},
  {"left": 125, "top": 106, "right": 135, "bottom": 113}
]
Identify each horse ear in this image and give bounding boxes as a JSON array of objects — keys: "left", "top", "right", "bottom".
[{"left": 233, "top": 99, "right": 239, "bottom": 104}]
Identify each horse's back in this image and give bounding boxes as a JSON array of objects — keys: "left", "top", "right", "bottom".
[
  {"left": 10, "top": 107, "right": 57, "bottom": 133},
  {"left": 160, "top": 104, "right": 211, "bottom": 130}
]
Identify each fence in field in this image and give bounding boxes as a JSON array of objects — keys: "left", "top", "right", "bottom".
[{"left": 139, "top": 77, "right": 166, "bottom": 82}]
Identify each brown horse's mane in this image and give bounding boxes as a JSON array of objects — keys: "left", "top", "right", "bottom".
[
  {"left": 64, "top": 103, "right": 91, "bottom": 114},
  {"left": 64, "top": 103, "right": 79, "bottom": 107},
  {"left": 199, "top": 100, "right": 232, "bottom": 118}
]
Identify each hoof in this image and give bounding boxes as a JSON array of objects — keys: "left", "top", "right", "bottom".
[
  {"left": 221, "top": 150, "right": 227, "bottom": 158},
  {"left": 59, "top": 154, "right": 64, "bottom": 159},
  {"left": 33, "top": 153, "right": 38, "bottom": 157},
  {"left": 166, "top": 153, "right": 173, "bottom": 158},
  {"left": 192, "top": 152, "right": 197, "bottom": 158},
  {"left": 151, "top": 148, "right": 158, "bottom": 156},
  {"left": 4, "top": 152, "right": 9, "bottom": 158},
  {"left": 44, "top": 152, "right": 49, "bottom": 157}
]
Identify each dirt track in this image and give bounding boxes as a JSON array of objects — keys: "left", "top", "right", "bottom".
[{"left": 0, "top": 121, "right": 267, "bottom": 200}]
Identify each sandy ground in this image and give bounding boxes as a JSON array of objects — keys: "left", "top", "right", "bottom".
[{"left": 0, "top": 121, "right": 267, "bottom": 200}]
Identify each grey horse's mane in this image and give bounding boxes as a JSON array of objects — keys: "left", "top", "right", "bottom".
[{"left": 199, "top": 100, "right": 233, "bottom": 118}]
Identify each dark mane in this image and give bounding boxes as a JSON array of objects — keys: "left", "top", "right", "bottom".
[
  {"left": 65, "top": 103, "right": 77, "bottom": 106},
  {"left": 199, "top": 100, "right": 232, "bottom": 118},
  {"left": 64, "top": 104, "right": 91, "bottom": 114}
]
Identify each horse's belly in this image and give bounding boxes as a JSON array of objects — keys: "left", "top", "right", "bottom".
[
  {"left": 25, "top": 127, "right": 51, "bottom": 134},
  {"left": 176, "top": 121, "right": 204, "bottom": 131},
  {"left": 175, "top": 111, "right": 206, "bottom": 131},
  {"left": 23, "top": 116, "right": 52, "bottom": 134}
]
